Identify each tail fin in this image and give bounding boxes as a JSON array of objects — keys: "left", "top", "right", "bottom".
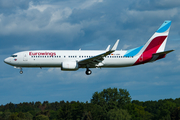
[{"left": 134, "top": 21, "right": 172, "bottom": 64}]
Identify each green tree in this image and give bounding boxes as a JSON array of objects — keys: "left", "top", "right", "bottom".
[
  {"left": 49, "top": 110, "right": 57, "bottom": 120},
  {"left": 8, "top": 113, "right": 19, "bottom": 120},
  {"left": 126, "top": 103, "right": 153, "bottom": 120},
  {"left": 82, "top": 111, "right": 92, "bottom": 120},
  {"left": 2, "top": 109, "right": 12, "bottom": 120},
  {"left": 107, "top": 109, "right": 131, "bottom": 120},
  {"left": 35, "top": 114, "right": 49, "bottom": 120},
  {"left": 24, "top": 112, "right": 33, "bottom": 120},
  {"left": 57, "top": 102, "right": 73, "bottom": 120},
  {"left": 158, "top": 101, "right": 176, "bottom": 120},
  {"left": 0, "top": 111, "right": 3, "bottom": 120},
  {"left": 35, "top": 101, "right": 42, "bottom": 108},
  {"left": 3, "top": 102, "right": 15, "bottom": 112},
  {"left": 91, "top": 88, "right": 131, "bottom": 111},
  {"left": 85, "top": 103, "right": 106, "bottom": 120},
  {"left": 17, "top": 112, "right": 25, "bottom": 119},
  {"left": 171, "top": 106, "right": 180, "bottom": 120}
]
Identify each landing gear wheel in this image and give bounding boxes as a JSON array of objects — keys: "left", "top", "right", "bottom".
[
  {"left": 19, "top": 67, "right": 23, "bottom": 74},
  {"left": 85, "top": 69, "right": 92, "bottom": 75},
  {"left": 20, "top": 71, "right": 23, "bottom": 74}
]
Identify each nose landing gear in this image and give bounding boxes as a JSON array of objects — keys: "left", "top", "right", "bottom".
[
  {"left": 14, "top": 66, "right": 23, "bottom": 74},
  {"left": 19, "top": 67, "right": 23, "bottom": 74},
  {"left": 20, "top": 70, "right": 23, "bottom": 74}
]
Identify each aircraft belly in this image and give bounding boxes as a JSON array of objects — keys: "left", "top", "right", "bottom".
[
  {"left": 19, "top": 59, "right": 62, "bottom": 67},
  {"left": 103, "top": 58, "right": 136, "bottom": 67}
]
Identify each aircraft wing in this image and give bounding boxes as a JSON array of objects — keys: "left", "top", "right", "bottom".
[{"left": 78, "top": 40, "right": 119, "bottom": 67}]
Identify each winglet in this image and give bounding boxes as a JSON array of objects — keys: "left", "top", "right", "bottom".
[
  {"left": 106, "top": 45, "right": 111, "bottom": 51},
  {"left": 111, "top": 39, "right": 119, "bottom": 51}
]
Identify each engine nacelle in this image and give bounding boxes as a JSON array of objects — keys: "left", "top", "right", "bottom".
[{"left": 61, "top": 61, "right": 79, "bottom": 71}]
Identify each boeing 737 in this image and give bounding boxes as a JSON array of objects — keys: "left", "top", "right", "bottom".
[{"left": 4, "top": 21, "right": 174, "bottom": 75}]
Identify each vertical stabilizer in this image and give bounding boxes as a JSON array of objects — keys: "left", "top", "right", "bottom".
[{"left": 134, "top": 21, "right": 171, "bottom": 65}]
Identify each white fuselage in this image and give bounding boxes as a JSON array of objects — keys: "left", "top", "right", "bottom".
[{"left": 4, "top": 50, "right": 138, "bottom": 68}]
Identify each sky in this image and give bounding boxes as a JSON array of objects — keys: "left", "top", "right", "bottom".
[{"left": 0, "top": 0, "right": 180, "bottom": 105}]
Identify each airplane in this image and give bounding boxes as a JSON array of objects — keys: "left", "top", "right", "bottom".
[{"left": 4, "top": 21, "right": 174, "bottom": 75}]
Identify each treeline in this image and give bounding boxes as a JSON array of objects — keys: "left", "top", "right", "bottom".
[{"left": 0, "top": 88, "right": 180, "bottom": 120}]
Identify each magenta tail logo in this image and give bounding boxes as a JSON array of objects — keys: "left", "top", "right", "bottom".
[{"left": 139, "top": 55, "right": 143, "bottom": 62}]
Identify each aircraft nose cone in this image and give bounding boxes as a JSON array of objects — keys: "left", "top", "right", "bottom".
[
  {"left": 4, "top": 58, "right": 10, "bottom": 64},
  {"left": 4, "top": 58, "right": 7, "bottom": 63}
]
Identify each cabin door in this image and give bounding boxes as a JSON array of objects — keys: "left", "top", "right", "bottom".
[{"left": 23, "top": 53, "right": 28, "bottom": 61}]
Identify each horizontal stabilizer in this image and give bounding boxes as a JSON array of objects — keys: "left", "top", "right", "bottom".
[
  {"left": 153, "top": 50, "right": 174, "bottom": 56},
  {"left": 149, "top": 50, "right": 174, "bottom": 62}
]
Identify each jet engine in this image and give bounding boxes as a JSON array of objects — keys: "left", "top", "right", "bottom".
[{"left": 61, "top": 61, "right": 79, "bottom": 71}]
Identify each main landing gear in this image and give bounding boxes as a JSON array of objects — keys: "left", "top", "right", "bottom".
[{"left": 85, "top": 68, "right": 92, "bottom": 75}]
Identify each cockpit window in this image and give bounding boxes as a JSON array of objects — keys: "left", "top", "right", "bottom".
[{"left": 11, "top": 55, "right": 17, "bottom": 57}]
